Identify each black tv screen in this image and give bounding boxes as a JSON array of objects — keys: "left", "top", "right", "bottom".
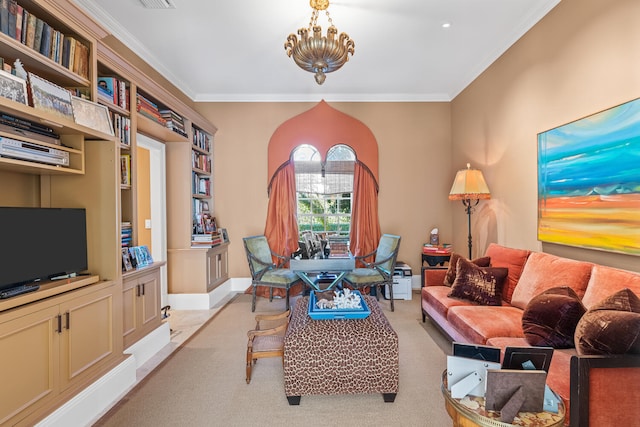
[{"left": 0, "top": 207, "right": 88, "bottom": 291}]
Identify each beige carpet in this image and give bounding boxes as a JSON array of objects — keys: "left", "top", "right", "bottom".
[{"left": 94, "top": 292, "right": 452, "bottom": 426}]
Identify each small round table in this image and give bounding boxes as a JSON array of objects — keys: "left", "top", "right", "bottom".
[{"left": 441, "top": 371, "right": 565, "bottom": 427}]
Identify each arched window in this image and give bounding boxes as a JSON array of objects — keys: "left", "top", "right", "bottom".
[{"left": 292, "top": 144, "right": 356, "bottom": 237}]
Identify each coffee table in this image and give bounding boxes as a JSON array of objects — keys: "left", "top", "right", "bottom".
[
  {"left": 289, "top": 257, "right": 355, "bottom": 292},
  {"left": 283, "top": 295, "right": 398, "bottom": 404},
  {"left": 441, "top": 371, "right": 565, "bottom": 427}
]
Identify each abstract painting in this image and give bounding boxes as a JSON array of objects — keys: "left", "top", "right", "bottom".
[{"left": 538, "top": 98, "right": 640, "bottom": 255}]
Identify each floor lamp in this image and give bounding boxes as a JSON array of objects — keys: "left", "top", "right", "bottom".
[{"left": 448, "top": 164, "right": 491, "bottom": 259}]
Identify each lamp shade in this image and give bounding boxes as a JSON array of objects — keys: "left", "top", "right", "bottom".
[{"left": 448, "top": 163, "right": 491, "bottom": 201}]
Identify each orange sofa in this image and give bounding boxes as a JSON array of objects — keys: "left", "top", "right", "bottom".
[{"left": 421, "top": 243, "right": 640, "bottom": 426}]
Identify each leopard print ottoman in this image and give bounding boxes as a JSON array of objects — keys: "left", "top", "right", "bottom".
[{"left": 283, "top": 296, "right": 399, "bottom": 404}]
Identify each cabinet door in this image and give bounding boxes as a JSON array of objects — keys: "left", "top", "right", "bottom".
[
  {"left": 122, "top": 276, "right": 138, "bottom": 342},
  {"left": 207, "top": 246, "right": 229, "bottom": 291},
  {"left": 138, "top": 272, "right": 160, "bottom": 328},
  {"left": 59, "top": 286, "right": 115, "bottom": 390},
  {"left": 0, "top": 305, "right": 60, "bottom": 425}
]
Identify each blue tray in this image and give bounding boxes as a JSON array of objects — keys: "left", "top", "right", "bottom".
[{"left": 308, "top": 290, "right": 371, "bottom": 320}]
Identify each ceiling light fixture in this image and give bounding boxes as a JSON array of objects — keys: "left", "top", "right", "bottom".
[{"left": 284, "top": 0, "right": 355, "bottom": 85}]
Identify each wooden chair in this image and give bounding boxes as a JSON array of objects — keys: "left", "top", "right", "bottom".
[
  {"left": 343, "top": 234, "right": 401, "bottom": 311},
  {"left": 243, "top": 235, "right": 302, "bottom": 312},
  {"left": 246, "top": 309, "right": 290, "bottom": 384}
]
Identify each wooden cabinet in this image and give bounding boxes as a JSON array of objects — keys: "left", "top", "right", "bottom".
[
  {"left": 122, "top": 263, "right": 163, "bottom": 348},
  {"left": 208, "top": 243, "right": 229, "bottom": 290},
  {"left": 0, "top": 280, "right": 121, "bottom": 426},
  {"left": 168, "top": 243, "right": 229, "bottom": 294}
]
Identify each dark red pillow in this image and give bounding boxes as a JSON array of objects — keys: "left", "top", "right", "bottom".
[
  {"left": 443, "top": 252, "right": 491, "bottom": 286},
  {"left": 575, "top": 288, "right": 640, "bottom": 355},
  {"left": 448, "top": 257, "right": 507, "bottom": 306},
  {"left": 522, "top": 287, "right": 586, "bottom": 348}
]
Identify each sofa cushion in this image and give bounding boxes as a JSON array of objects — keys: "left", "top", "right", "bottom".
[
  {"left": 447, "top": 305, "right": 524, "bottom": 344},
  {"left": 448, "top": 258, "right": 508, "bottom": 306},
  {"left": 484, "top": 243, "right": 531, "bottom": 304},
  {"left": 581, "top": 264, "right": 640, "bottom": 310},
  {"left": 421, "top": 286, "right": 473, "bottom": 319},
  {"left": 443, "top": 252, "right": 491, "bottom": 286},
  {"left": 522, "top": 287, "right": 586, "bottom": 348},
  {"left": 510, "top": 252, "right": 592, "bottom": 310},
  {"left": 575, "top": 288, "right": 640, "bottom": 355}
]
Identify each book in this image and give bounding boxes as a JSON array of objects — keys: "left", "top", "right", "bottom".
[
  {"left": 0, "top": 0, "right": 8, "bottom": 36},
  {"left": 120, "top": 154, "right": 131, "bottom": 186},
  {"left": 14, "top": 4, "right": 21, "bottom": 42},
  {"left": 33, "top": 17, "right": 43, "bottom": 52},
  {"left": 7, "top": 0, "right": 16, "bottom": 39},
  {"left": 25, "top": 11, "right": 36, "bottom": 49},
  {"left": 39, "top": 22, "right": 51, "bottom": 57}
]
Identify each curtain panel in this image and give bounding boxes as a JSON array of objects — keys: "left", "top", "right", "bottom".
[
  {"left": 349, "top": 161, "right": 381, "bottom": 266},
  {"left": 258, "top": 161, "right": 303, "bottom": 298}
]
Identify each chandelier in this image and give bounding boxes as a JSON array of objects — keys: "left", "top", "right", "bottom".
[{"left": 284, "top": 0, "right": 355, "bottom": 85}]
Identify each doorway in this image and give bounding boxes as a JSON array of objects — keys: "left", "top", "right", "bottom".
[{"left": 136, "top": 133, "right": 168, "bottom": 306}]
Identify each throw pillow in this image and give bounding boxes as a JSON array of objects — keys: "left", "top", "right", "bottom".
[
  {"left": 522, "top": 287, "right": 586, "bottom": 348},
  {"left": 575, "top": 288, "right": 640, "bottom": 355},
  {"left": 443, "top": 252, "right": 491, "bottom": 286},
  {"left": 448, "top": 257, "right": 508, "bottom": 306}
]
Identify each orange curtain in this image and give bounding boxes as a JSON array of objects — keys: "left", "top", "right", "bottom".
[
  {"left": 252, "top": 161, "right": 303, "bottom": 298},
  {"left": 349, "top": 161, "right": 381, "bottom": 266}
]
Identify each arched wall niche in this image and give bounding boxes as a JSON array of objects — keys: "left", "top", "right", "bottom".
[{"left": 267, "top": 100, "right": 379, "bottom": 186}]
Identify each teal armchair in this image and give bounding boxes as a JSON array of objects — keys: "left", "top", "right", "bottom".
[
  {"left": 343, "top": 234, "right": 402, "bottom": 311},
  {"left": 243, "top": 235, "right": 302, "bottom": 312}
]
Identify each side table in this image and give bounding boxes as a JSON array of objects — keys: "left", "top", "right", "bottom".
[{"left": 422, "top": 252, "right": 451, "bottom": 267}]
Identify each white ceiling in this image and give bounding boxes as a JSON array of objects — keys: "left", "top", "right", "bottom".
[{"left": 73, "top": 0, "right": 560, "bottom": 102}]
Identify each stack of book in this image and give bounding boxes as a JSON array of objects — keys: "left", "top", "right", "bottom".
[
  {"left": 422, "top": 244, "right": 452, "bottom": 254},
  {"left": 192, "top": 127, "right": 211, "bottom": 151},
  {"left": 159, "top": 109, "right": 187, "bottom": 137},
  {"left": 136, "top": 94, "right": 166, "bottom": 126},
  {"left": 191, "top": 232, "right": 223, "bottom": 248},
  {"left": 97, "top": 76, "right": 129, "bottom": 110},
  {"left": 121, "top": 222, "right": 132, "bottom": 248},
  {"left": 192, "top": 150, "right": 211, "bottom": 172},
  {"left": 192, "top": 172, "right": 210, "bottom": 196},
  {"left": 0, "top": 112, "right": 60, "bottom": 145},
  {"left": 112, "top": 113, "right": 131, "bottom": 146}
]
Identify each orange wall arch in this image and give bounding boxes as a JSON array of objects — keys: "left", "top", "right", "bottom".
[{"left": 267, "top": 100, "right": 379, "bottom": 186}]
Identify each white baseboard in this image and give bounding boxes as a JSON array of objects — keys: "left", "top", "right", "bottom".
[
  {"left": 36, "top": 357, "right": 137, "bottom": 427},
  {"left": 167, "top": 277, "right": 249, "bottom": 310},
  {"left": 124, "top": 322, "right": 171, "bottom": 368}
]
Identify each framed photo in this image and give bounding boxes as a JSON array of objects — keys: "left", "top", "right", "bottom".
[
  {"left": 122, "top": 248, "right": 133, "bottom": 272},
  {"left": 128, "top": 247, "right": 138, "bottom": 268},
  {"left": 502, "top": 346, "right": 554, "bottom": 373},
  {"left": 139, "top": 245, "right": 153, "bottom": 265},
  {"left": 219, "top": 228, "right": 229, "bottom": 243},
  {"left": 0, "top": 70, "right": 28, "bottom": 104},
  {"left": 71, "top": 95, "right": 114, "bottom": 136},
  {"left": 28, "top": 72, "right": 74, "bottom": 121}
]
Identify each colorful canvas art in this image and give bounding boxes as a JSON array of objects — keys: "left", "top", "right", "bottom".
[{"left": 538, "top": 98, "right": 640, "bottom": 255}]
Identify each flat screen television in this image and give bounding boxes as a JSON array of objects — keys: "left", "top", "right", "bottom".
[{"left": 0, "top": 207, "right": 88, "bottom": 292}]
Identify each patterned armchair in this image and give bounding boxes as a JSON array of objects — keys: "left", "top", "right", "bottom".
[{"left": 343, "top": 234, "right": 401, "bottom": 311}]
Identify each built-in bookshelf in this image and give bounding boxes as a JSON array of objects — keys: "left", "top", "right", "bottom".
[
  {"left": 0, "top": 1, "right": 223, "bottom": 423},
  {"left": 0, "top": 2, "right": 127, "bottom": 426},
  {"left": 191, "top": 124, "right": 213, "bottom": 241}
]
